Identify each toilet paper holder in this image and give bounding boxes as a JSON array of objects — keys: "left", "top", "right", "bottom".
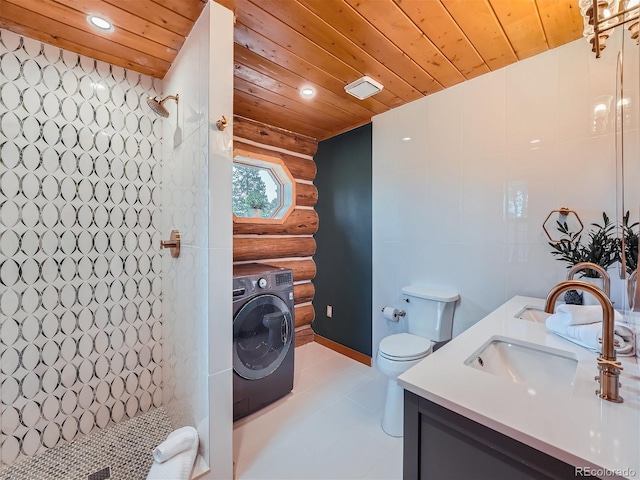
[{"left": 381, "top": 307, "right": 406, "bottom": 318}]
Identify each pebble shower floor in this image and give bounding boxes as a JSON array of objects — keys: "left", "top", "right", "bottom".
[{"left": 0, "top": 407, "right": 172, "bottom": 480}]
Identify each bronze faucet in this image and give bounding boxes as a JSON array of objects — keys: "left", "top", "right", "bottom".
[
  {"left": 566, "top": 262, "right": 610, "bottom": 298},
  {"left": 545, "top": 280, "right": 623, "bottom": 403}
]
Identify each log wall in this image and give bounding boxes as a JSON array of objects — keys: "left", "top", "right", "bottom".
[{"left": 233, "top": 116, "right": 318, "bottom": 347}]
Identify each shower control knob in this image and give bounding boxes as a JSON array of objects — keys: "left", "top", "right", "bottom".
[
  {"left": 160, "top": 230, "right": 181, "bottom": 258},
  {"left": 258, "top": 278, "right": 267, "bottom": 289}
]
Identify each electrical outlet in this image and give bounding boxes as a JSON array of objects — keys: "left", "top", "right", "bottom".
[{"left": 326, "top": 305, "right": 333, "bottom": 318}]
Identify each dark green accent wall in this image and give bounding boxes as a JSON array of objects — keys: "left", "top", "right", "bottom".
[{"left": 312, "top": 123, "right": 372, "bottom": 356}]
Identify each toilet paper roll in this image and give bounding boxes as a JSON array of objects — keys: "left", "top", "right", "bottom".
[{"left": 382, "top": 306, "right": 400, "bottom": 321}]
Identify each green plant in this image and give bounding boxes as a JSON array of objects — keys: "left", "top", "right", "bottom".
[
  {"left": 622, "top": 210, "right": 639, "bottom": 274},
  {"left": 245, "top": 192, "right": 267, "bottom": 210},
  {"left": 549, "top": 212, "right": 618, "bottom": 277},
  {"left": 233, "top": 163, "right": 269, "bottom": 217}
]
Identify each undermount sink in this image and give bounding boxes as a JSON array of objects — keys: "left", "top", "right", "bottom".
[
  {"left": 465, "top": 336, "right": 579, "bottom": 393},
  {"left": 514, "top": 305, "right": 551, "bottom": 324}
]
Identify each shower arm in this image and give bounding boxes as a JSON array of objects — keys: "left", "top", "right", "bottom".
[{"left": 159, "top": 94, "right": 179, "bottom": 106}]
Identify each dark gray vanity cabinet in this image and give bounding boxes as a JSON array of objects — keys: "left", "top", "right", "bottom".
[{"left": 403, "top": 391, "right": 597, "bottom": 479}]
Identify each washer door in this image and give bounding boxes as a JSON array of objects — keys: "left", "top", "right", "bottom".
[{"left": 233, "top": 294, "right": 293, "bottom": 380}]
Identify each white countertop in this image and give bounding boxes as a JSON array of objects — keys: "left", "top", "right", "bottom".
[{"left": 398, "top": 296, "right": 640, "bottom": 480}]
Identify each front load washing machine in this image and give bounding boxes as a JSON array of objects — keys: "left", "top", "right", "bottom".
[{"left": 232, "top": 263, "right": 295, "bottom": 420}]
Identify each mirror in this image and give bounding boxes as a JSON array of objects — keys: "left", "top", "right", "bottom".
[
  {"left": 232, "top": 149, "right": 296, "bottom": 224},
  {"left": 618, "top": 36, "right": 640, "bottom": 309}
]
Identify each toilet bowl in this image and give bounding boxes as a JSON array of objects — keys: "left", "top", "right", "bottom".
[
  {"left": 377, "top": 333, "right": 433, "bottom": 437},
  {"left": 377, "top": 285, "right": 459, "bottom": 437}
]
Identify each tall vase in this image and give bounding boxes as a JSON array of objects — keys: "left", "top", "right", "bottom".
[{"left": 582, "top": 276, "right": 605, "bottom": 306}]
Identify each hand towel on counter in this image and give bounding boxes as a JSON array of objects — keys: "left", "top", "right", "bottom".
[
  {"left": 546, "top": 314, "right": 636, "bottom": 356},
  {"left": 553, "top": 304, "right": 624, "bottom": 326},
  {"left": 147, "top": 426, "right": 199, "bottom": 480}
]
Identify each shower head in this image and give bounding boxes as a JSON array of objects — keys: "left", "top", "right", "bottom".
[{"left": 146, "top": 94, "right": 179, "bottom": 118}]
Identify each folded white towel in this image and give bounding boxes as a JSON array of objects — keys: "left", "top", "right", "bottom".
[
  {"left": 546, "top": 314, "right": 636, "bottom": 356},
  {"left": 554, "top": 304, "right": 623, "bottom": 326},
  {"left": 153, "top": 426, "right": 198, "bottom": 463},
  {"left": 168, "top": 426, "right": 196, "bottom": 440},
  {"left": 147, "top": 427, "right": 199, "bottom": 480}
]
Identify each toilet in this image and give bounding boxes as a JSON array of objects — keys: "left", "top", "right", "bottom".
[{"left": 377, "top": 285, "right": 459, "bottom": 437}]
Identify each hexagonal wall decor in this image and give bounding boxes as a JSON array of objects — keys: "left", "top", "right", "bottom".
[{"left": 542, "top": 207, "right": 584, "bottom": 243}]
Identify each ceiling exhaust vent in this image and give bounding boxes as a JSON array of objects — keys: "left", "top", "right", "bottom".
[{"left": 344, "top": 76, "right": 384, "bottom": 100}]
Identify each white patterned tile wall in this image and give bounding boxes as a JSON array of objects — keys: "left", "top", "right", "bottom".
[{"left": 0, "top": 29, "right": 163, "bottom": 468}]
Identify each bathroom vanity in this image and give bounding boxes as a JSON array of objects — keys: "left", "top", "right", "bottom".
[{"left": 399, "top": 296, "right": 640, "bottom": 480}]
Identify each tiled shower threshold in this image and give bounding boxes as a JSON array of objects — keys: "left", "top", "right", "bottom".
[{"left": 0, "top": 408, "right": 172, "bottom": 480}]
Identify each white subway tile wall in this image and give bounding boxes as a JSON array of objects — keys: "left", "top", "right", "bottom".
[
  {"left": 372, "top": 30, "right": 640, "bottom": 357},
  {"left": 0, "top": 29, "right": 163, "bottom": 467}
]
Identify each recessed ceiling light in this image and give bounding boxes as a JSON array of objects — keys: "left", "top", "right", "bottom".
[
  {"left": 402, "top": 137, "right": 411, "bottom": 142},
  {"left": 87, "top": 15, "right": 114, "bottom": 33},
  {"left": 300, "top": 87, "right": 315, "bottom": 98}
]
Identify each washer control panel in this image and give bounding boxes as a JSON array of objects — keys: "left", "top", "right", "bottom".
[{"left": 232, "top": 264, "right": 294, "bottom": 299}]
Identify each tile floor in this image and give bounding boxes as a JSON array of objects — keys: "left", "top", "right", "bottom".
[
  {"left": 0, "top": 407, "right": 172, "bottom": 480},
  {"left": 234, "top": 342, "right": 403, "bottom": 480}
]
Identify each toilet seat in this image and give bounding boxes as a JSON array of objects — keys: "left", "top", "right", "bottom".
[{"left": 378, "top": 333, "right": 433, "bottom": 361}]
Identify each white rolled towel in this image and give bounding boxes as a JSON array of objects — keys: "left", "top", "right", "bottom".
[
  {"left": 153, "top": 426, "right": 198, "bottom": 463},
  {"left": 554, "top": 305, "right": 623, "bottom": 326},
  {"left": 546, "top": 315, "right": 636, "bottom": 356},
  {"left": 147, "top": 426, "right": 199, "bottom": 480}
]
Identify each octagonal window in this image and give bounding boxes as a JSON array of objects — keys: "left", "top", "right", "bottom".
[{"left": 232, "top": 150, "right": 296, "bottom": 223}]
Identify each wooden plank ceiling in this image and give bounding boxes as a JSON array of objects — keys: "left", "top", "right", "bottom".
[
  {"left": 0, "top": 0, "right": 583, "bottom": 140},
  {"left": 220, "top": 0, "right": 583, "bottom": 140},
  {"left": 0, "top": 0, "right": 206, "bottom": 78}
]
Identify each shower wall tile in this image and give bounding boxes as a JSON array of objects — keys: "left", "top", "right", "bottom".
[
  {"left": 208, "top": 151, "right": 233, "bottom": 250},
  {"left": 160, "top": 120, "right": 209, "bottom": 248},
  {"left": 207, "top": 369, "right": 232, "bottom": 480},
  {"left": 161, "top": 5, "right": 234, "bottom": 478},
  {"left": 160, "top": 3, "right": 214, "bottom": 470},
  {"left": 206, "top": 5, "right": 234, "bottom": 478},
  {"left": 0, "top": 29, "right": 163, "bottom": 468},
  {"left": 207, "top": 247, "right": 232, "bottom": 376},
  {"left": 161, "top": 117, "right": 209, "bottom": 447}
]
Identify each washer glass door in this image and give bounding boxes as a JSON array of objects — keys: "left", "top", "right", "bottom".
[{"left": 233, "top": 294, "right": 293, "bottom": 380}]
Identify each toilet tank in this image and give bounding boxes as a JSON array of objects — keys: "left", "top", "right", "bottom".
[{"left": 402, "top": 285, "right": 459, "bottom": 341}]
